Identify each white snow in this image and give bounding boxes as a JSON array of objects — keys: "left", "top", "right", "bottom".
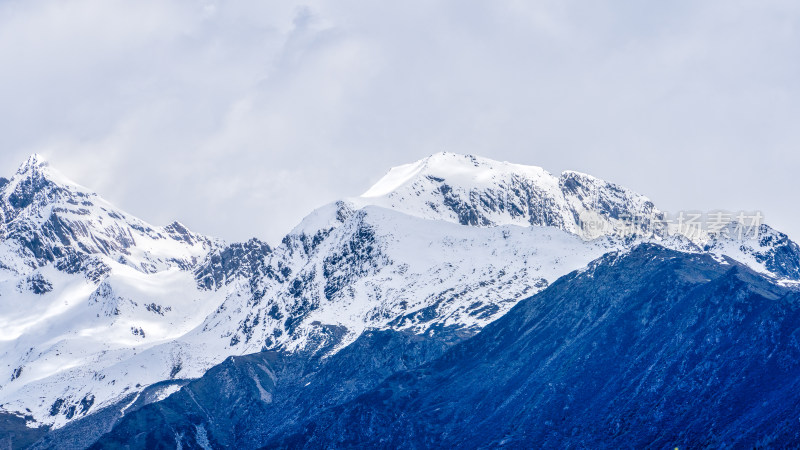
[{"left": 352, "top": 152, "right": 663, "bottom": 240}]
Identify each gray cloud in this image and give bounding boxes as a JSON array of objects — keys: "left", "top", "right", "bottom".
[{"left": 1, "top": 0, "right": 798, "bottom": 243}]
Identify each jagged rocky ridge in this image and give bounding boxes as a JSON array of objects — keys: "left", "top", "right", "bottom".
[{"left": 0, "top": 152, "right": 799, "bottom": 445}]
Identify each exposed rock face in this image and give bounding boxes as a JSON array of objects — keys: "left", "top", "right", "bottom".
[{"left": 195, "top": 238, "right": 273, "bottom": 290}]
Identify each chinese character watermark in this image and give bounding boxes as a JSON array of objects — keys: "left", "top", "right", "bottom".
[{"left": 579, "top": 210, "right": 764, "bottom": 241}]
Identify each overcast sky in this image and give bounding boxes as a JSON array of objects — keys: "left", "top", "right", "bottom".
[{"left": 1, "top": 0, "right": 798, "bottom": 243}]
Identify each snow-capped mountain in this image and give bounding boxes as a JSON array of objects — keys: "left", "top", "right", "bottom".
[
  {"left": 1, "top": 152, "right": 798, "bottom": 438},
  {"left": 195, "top": 203, "right": 617, "bottom": 357},
  {"left": 0, "top": 155, "right": 222, "bottom": 428},
  {"left": 703, "top": 222, "right": 800, "bottom": 282},
  {"left": 354, "top": 152, "right": 666, "bottom": 240},
  {"left": 0, "top": 154, "right": 214, "bottom": 273}
]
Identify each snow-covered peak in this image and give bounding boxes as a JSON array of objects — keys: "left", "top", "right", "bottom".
[
  {"left": 16, "top": 153, "right": 48, "bottom": 174},
  {"left": 2, "top": 154, "right": 80, "bottom": 214},
  {"left": 0, "top": 154, "right": 218, "bottom": 274},
  {"left": 703, "top": 223, "right": 800, "bottom": 281},
  {"left": 10, "top": 152, "right": 86, "bottom": 190},
  {"left": 355, "top": 152, "right": 664, "bottom": 240},
  {"left": 0, "top": 156, "right": 224, "bottom": 428},
  {"left": 361, "top": 152, "right": 553, "bottom": 198}
]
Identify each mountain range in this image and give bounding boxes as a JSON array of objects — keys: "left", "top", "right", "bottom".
[{"left": 1, "top": 152, "right": 799, "bottom": 448}]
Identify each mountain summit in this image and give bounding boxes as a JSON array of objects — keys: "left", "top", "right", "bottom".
[
  {"left": 355, "top": 152, "right": 664, "bottom": 240},
  {"left": 0, "top": 153, "right": 215, "bottom": 269}
]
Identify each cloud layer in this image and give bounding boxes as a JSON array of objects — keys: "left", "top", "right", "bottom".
[{"left": 1, "top": 0, "right": 798, "bottom": 242}]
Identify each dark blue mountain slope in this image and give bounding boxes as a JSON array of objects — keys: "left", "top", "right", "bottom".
[
  {"left": 271, "top": 244, "right": 800, "bottom": 448},
  {"left": 88, "top": 330, "right": 453, "bottom": 449}
]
